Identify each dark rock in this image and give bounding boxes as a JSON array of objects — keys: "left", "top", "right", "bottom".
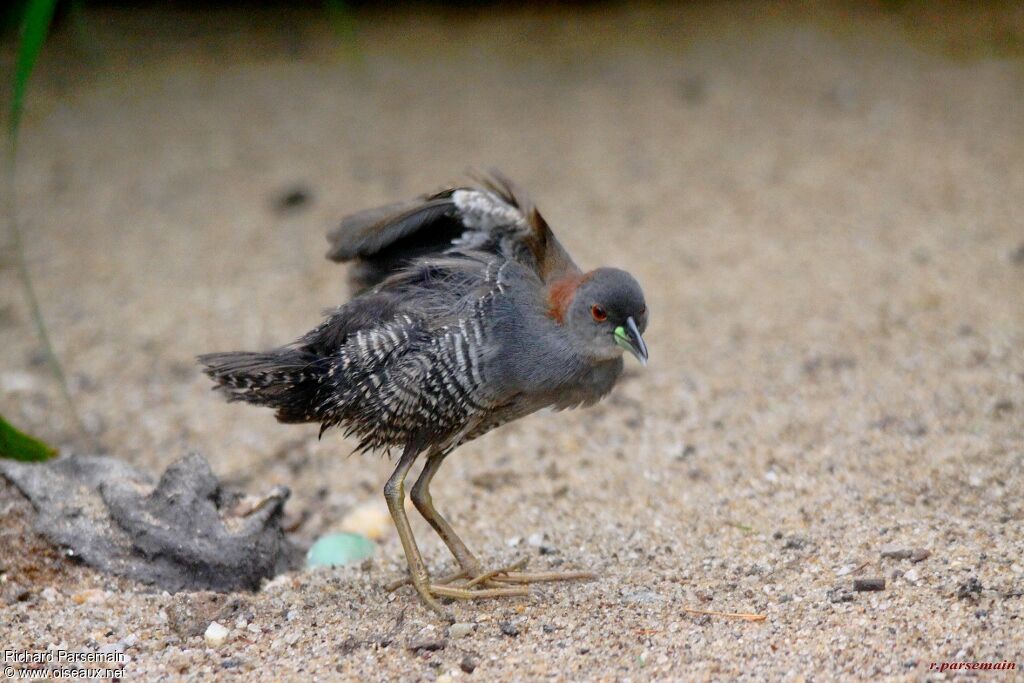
[
  {"left": 0, "top": 454, "right": 301, "bottom": 592},
  {"left": 274, "top": 186, "right": 312, "bottom": 213},
  {"left": 853, "top": 578, "right": 886, "bottom": 592},
  {"left": 460, "top": 655, "right": 478, "bottom": 674},
  {"left": 499, "top": 621, "right": 520, "bottom": 637},
  {"left": 956, "top": 577, "right": 983, "bottom": 600},
  {"left": 4, "top": 586, "right": 31, "bottom": 605},
  {"left": 992, "top": 399, "right": 1014, "bottom": 417}
]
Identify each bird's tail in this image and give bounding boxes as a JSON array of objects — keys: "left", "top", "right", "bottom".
[{"left": 198, "top": 349, "right": 325, "bottom": 424}]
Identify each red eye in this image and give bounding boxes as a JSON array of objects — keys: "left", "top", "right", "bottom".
[{"left": 591, "top": 304, "right": 607, "bottom": 322}]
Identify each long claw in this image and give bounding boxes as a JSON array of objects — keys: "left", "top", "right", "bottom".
[
  {"left": 430, "top": 584, "right": 529, "bottom": 600},
  {"left": 490, "top": 570, "right": 597, "bottom": 584}
]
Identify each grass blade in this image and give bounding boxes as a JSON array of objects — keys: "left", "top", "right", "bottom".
[
  {"left": 10, "top": 0, "right": 58, "bottom": 142},
  {"left": 0, "top": 414, "right": 58, "bottom": 462},
  {"left": 7, "top": 0, "right": 92, "bottom": 445}
]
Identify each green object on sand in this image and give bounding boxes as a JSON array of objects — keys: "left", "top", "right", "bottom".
[
  {"left": 0, "top": 414, "right": 57, "bottom": 462},
  {"left": 306, "top": 532, "right": 375, "bottom": 568}
]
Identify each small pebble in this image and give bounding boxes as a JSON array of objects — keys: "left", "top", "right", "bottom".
[
  {"left": 204, "top": 621, "right": 230, "bottom": 647},
  {"left": 499, "top": 621, "right": 520, "bottom": 637},
  {"left": 306, "top": 533, "right": 375, "bottom": 568},
  {"left": 527, "top": 532, "right": 545, "bottom": 547},
  {"left": 622, "top": 590, "right": 663, "bottom": 604},
  {"left": 408, "top": 627, "right": 446, "bottom": 652},
  {"left": 339, "top": 501, "right": 394, "bottom": 541},
  {"left": 274, "top": 186, "right": 312, "bottom": 213},
  {"left": 853, "top": 578, "right": 886, "bottom": 592},
  {"left": 72, "top": 589, "right": 107, "bottom": 605},
  {"left": 903, "top": 568, "right": 920, "bottom": 583},
  {"left": 460, "top": 656, "right": 478, "bottom": 674},
  {"left": 879, "top": 546, "right": 914, "bottom": 560}
]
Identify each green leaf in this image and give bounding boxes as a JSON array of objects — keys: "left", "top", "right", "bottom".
[
  {"left": 10, "top": 0, "right": 59, "bottom": 141},
  {"left": 0, "top": 414, "right": 57, "bottom": 462}
]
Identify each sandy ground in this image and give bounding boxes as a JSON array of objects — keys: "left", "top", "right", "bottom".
[{"left": 2, "top": 3, "right": 1023, "bottom": 681}]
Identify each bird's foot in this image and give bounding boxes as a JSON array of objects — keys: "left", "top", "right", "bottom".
[
  {"left": 429, "top": 584, "right": 529, "bottom": 601},
  {"left": 470, "top": 558, "right": 597, "bottom": 586},
  {"left": 486, "top": 569, "right": 597, "bottom": 584},
  {"left": 386, "top": 557, "right": 594, "bottom": 617},
  {"left": 459, "top": 558, "right": 597, "bottom": 588},
  {"left": 387, "top": 569, "right": 529, "bottom": 620}
]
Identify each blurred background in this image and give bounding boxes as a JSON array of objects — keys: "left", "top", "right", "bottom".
[{"left": 1, "top": 2, "right": 1023, "bottom": 675}]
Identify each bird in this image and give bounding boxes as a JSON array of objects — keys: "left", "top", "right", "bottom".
[{"left": 199, "top": 171, "right": 649, "bottom": 617}]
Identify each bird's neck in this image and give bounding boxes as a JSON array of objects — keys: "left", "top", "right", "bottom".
[{"left": 545, "top": 271, "right": 592, "bottom": 324}]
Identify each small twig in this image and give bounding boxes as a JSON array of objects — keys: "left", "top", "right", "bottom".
[
  {"left": 683, "top": 608, "right": 766, "bottom": 622},
  {"left": 851, "top": 560, "right": 872, "bottom": 575}
]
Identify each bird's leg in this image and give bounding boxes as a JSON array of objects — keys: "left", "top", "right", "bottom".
[
  {"left": 408, "top": 449, "right": 596, "bottom": 589},
  {"left": 384, "top": 445, "right": 449, "bottom": 618},
  {"left": 410, "top": 449, "right": 485, "bottom": 578},
  {"left": 385, "top": 446, "right": 526, "bottom": 613}
]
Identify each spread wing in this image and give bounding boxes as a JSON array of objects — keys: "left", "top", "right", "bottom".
[{"left": 326, "top": 170, "right": 580, "bottom": 293}]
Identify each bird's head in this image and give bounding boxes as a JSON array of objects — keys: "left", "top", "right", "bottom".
[{"left": 551, "top": 268, "right": 649, "bottom": 365}]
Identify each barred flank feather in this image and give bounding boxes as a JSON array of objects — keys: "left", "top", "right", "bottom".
[
  {"left": 198, "top": 350, "right": 326, "bottom": 424},
  {"left": 198, "top": 253, "right": 509, "bottom": 454}
]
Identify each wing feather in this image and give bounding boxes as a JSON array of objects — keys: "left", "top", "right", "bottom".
[{"left": 326, "top": 171, "right": 580, "bottom": 292}]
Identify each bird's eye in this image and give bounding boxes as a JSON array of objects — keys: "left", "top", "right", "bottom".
[{"left": 591, "top": 304, "right": 607, "bottom": 322}]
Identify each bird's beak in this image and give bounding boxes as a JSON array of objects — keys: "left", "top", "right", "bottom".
[{"left": 614, "top": 317, "right": 648, "bottom": 366}]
